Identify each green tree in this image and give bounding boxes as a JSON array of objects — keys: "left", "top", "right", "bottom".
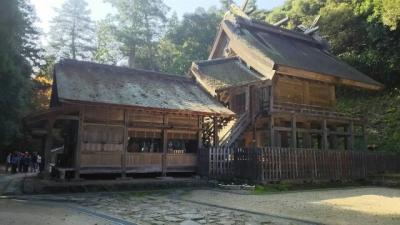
[
  {"left": 49, "top": 0, "right": 95, "bottom": 60},
  {"left": 0, "top": 0, "right": 39, "bottom": 149},
  {"left": 157, "top": 8, "right": 222, "bottom": 74},
  {"left": 93, "top": 19, "right": 124, "bottom": 65},
  {"left": 105, "top": 0, "right": 169, "bottom": 69}
]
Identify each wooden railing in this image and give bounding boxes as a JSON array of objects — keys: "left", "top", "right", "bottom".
[{"left": 199, "top": 147, "right": 400, "bottom": 182}]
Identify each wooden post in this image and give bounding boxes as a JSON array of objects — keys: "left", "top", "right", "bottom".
[
  {"left": 348, "top": 122, "right": 354, "bottom": 151},
  {"left": 269, "top": 85, "right": 274, "bottom": 112},
  {"left": 330, "top": 125, "right": 338, "bottom": 150},
  {"left": 269, "top": 115, "right": 275, "bottom": 147},
  {"left": 44, "top": 117, "right": 56, "bottom": 177},
  {"left": 213, "top": 116, "right": 219, "bottom": 146},
  {"left": 162, "top": 114, "right": 168, "bottom": 176},
  {"left": 121, "top": 110, "right": 128, "bottom": 178},
  {"left": 249, "top": 85, "right": 256, "bottom": 148},
  {"left": 197, "top": 115, "right": 203, "bottom": 149},
  {"left": 303, "top": 122, "right": 312, "bottom": 148},
  {"left": 291, "top": 115, "right": 297, "bottom": 148},
  {"left": 322, "top": 119, "right": 328, "bottom": 150},
  {"left": 74, "top": 108, "right": 84, "bottom": 179}
]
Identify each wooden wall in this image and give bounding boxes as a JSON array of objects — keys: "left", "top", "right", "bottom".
[
  {"left": 79, "top": 105, "right": 201, "bottom": 170},
  {"left": 274, "top": 75, "right": 336, "bottom": 108}
]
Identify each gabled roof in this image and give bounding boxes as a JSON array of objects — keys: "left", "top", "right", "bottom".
[
  {"left": 52, "top": 60, "right": 234, "bottom": 116},
  {"left": 209, "top": 14, "right": 383, "bottom": 90},
  {"left": 191, "top": 57, "right": 264, "bottom": 94}
]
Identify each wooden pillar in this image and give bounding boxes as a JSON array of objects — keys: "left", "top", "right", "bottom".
[
  {"left": 249, "top": 85, "right": 256, "bottom": 148},
  {"left": 44, "top": 117, "right": 56, "bottom": 176},
  {"left": 269, "top": 115, "right": 275, "bottom": 147},
  {"left": 121, "top": 110, "right": 128, "bottom": 178},
  {"left": 291, "top": 115, "right": 297, "bottom": 148},
  {"left": 197, "top": 115, "right": 203, "bottom": 149},
  {"left": 213, "top": 116, "right": 219, "bottom": 146},
  {"left": 330, "top": 125, "right": 338, "bottom": 150},
  {"left": 303, "top": 122, "right": 311, "bottom": 148},
  {"left": 322, "top": 119, "right": 328, "bottom": 150},
  {"left": 162, "top": 114, "right": 168, "bottom": 176},
  {"left": 74, "top": 108, "right": 84, "bottom": 179},
  {"left": 269, "top": 85, "right": 274, "bottom": 112},
  {"left": 348, "top": 122, "right": 354, "bottom": 150}
]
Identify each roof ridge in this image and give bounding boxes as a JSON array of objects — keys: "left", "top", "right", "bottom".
[
  {"left": 234, "top": 16, "right": 321, "bottom": 47},
  {"left": 194, "top": 57, "right": 239, "bottom": 66}
]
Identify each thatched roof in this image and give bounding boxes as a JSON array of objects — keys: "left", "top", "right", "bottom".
[
  {"left": 51, "top": 60, "right": 233, "bottom": 116},
  {"left": 208, "top": 14, "right": 383, "bottom": 90},
  {"left": 191, "top": 57, "right": 264, "bottom": 92}
]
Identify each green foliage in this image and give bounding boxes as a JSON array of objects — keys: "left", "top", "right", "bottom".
[
  {"left": 337, "top": 88, "right": 400, "bottom": 152},
  {"left": 49, "top": 0, "right": 95, "bottom": 60},
  {"left": 0, "top": 0, "right": 39, "bottom": 148},
  {"left": 157, "top": 8, "right": 222, "bottom": 75},
  {"left": 93, "top": 19, "right": 124, "bottom": 65},
  {"left": 105, "top": 0, "right": 169, "bottom": 69}
]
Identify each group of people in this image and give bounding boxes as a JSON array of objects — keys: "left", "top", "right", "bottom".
[{"left": 5, "top": 152, "right": 42, "bottom": 174}]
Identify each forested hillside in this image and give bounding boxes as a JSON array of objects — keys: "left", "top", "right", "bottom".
[{"left": 1, "top": 0, "right": 400, "bottom": 153}]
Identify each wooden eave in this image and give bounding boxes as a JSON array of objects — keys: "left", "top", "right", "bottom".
[
  {"left": 59, "top": 99, "right": 235, "bottom": 118},
  {"left": 276, "top": 65, "right": 384, "bottom": 91},
  {"left": 217, "top": 20, "right": 276, "bottom": 80},
  {"left": 190, "top": 63, "right": 218, "bottom": 97},
  {"left": 215, "top": 79, "right": 272, "bottom": 93}
]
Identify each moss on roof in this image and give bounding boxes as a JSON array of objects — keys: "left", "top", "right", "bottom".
[
  {"left": 53, "top": 60, "right": 234, "bottom": 116},
  {"left": 194, "top": 57, "right": 263, "bottom": 90}
]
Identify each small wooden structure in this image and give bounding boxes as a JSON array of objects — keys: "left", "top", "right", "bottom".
[
  {"left": 25, "top": 60, "right": 233, "bottom": 178},
  {"left": 190, "top": 6, "right": 383, "bottom": 150}
]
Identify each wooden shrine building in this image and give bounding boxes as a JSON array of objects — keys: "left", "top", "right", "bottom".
[
  {"left": 25, "top": 60, "right": 233, "bottom": 178},
  {"left": 190, "top": 5, "right": 383, "bottom": 150}
]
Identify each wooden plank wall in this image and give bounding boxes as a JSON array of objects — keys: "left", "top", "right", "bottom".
[{"left": 206, "top": 147, "right": 400, "bottom": 182}]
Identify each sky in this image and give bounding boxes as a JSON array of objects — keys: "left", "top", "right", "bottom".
[{"left": 31, "top": 0, "right": 285, "bottom": 37}]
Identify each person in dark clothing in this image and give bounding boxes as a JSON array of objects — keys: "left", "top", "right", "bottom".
[
  {"left": 31, "top": 153, "right": 38, "bottom": 172},
  {"left": 11, "top": 152, "right": 18, "bottom": 173},
  {"left": 17, "top": 152, "right": 23, "bottom": 172},
  {"left": 22, "top": 152, "right": 30, "bottom": 173}
]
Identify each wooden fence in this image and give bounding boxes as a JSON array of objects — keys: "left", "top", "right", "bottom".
[{"left": 198, "top": 147, "right": 400, "bottom": 182}]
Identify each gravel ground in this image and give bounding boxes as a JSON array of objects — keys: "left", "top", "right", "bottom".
[{"left": 182, "top": 187, "right": 400, "bottom": 225}]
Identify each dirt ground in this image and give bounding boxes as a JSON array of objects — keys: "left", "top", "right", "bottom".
[
  {"left": 183, "top": 187, "right": 400, "bottom": 225},
  {"left": 0, "top": 199, "right": 112, "bottom": 225}
]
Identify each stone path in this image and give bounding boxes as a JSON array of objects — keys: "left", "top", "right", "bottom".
[{"left": 18, "top": 190, "right": 313, "bottom": 225}]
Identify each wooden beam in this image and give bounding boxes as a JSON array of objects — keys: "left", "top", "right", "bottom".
[
  {"left": 56, "top": 115, "right": 79, "bottom": 121},
  {"left": 74, "top": 108, "right": 84, "bottom": 179}
]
